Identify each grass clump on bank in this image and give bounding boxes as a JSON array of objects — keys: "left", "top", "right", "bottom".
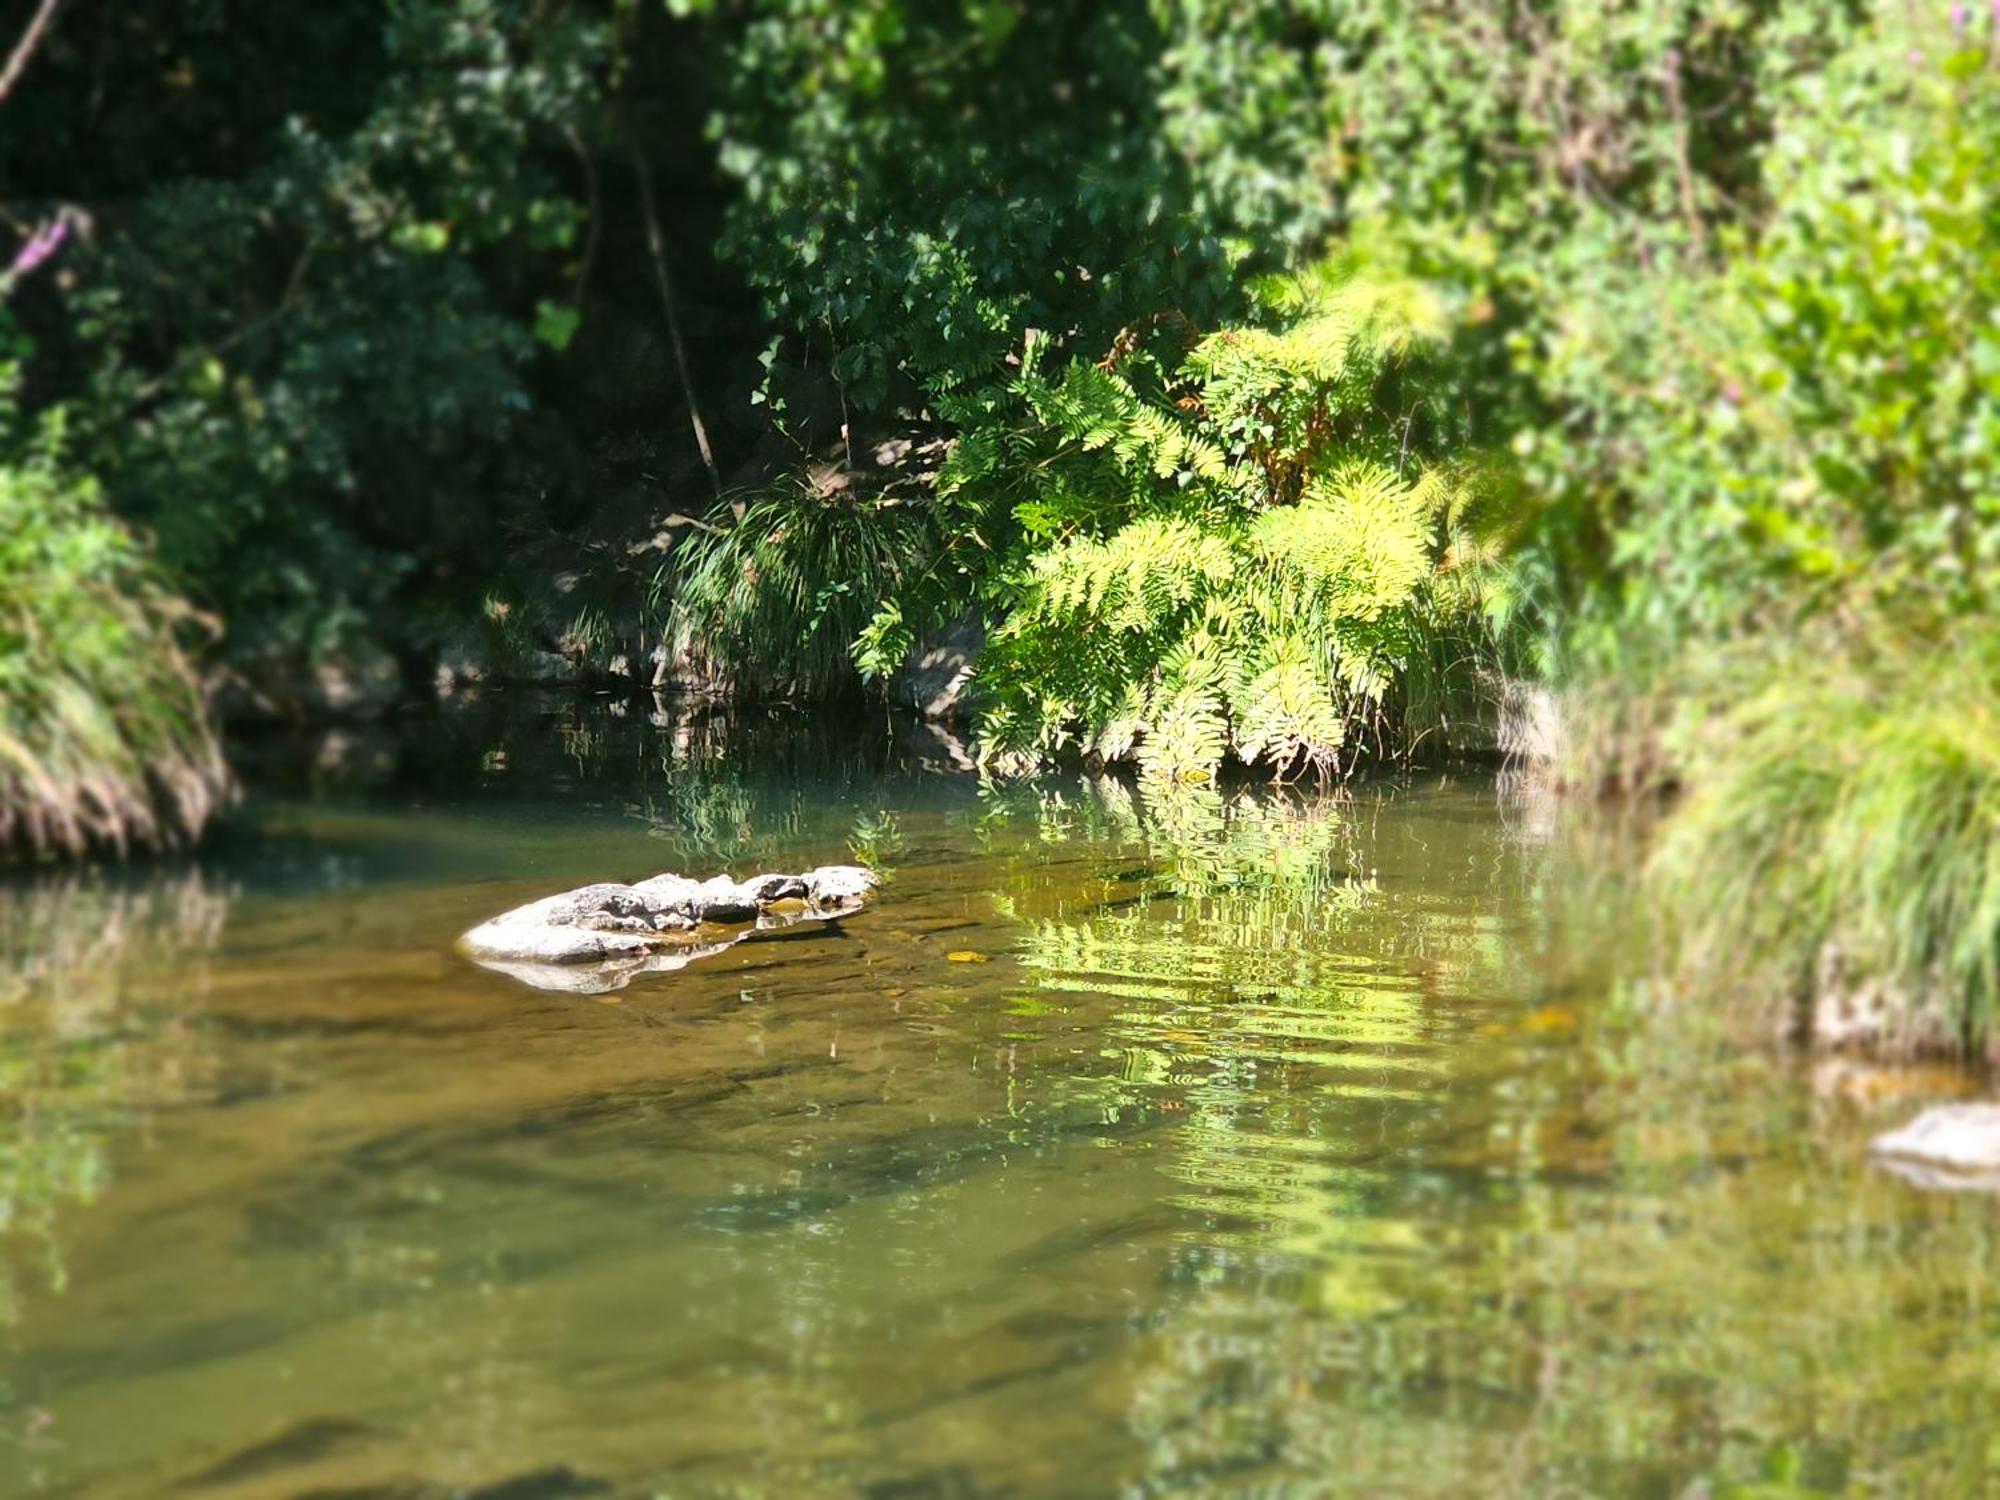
[
  {"left": 1648, "top": 630, "right": 2000, "bottom": 1057},
  {"left": 659, "top": 476, "right": 934, "bottom": 701},
  {"left": 0, "top": 406, "right": 232, "bottom": 858}
]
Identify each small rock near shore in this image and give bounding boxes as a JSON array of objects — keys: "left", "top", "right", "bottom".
[{"left": 1869, "top": 1103, "right": 2000, "bottom": 1191}]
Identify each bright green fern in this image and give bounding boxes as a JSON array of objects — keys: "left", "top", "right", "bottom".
[{"left": 956, "top": 262, "right": 1493, "bottom": 781}]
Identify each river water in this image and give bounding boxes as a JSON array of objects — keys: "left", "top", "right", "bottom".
[{"left": 0, "top": 699, "right": 1993, "bottom": 1499}]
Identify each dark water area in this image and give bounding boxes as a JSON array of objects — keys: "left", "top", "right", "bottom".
[{"left": 0, "top": 697, "right": 1994, "bottom": 1499}]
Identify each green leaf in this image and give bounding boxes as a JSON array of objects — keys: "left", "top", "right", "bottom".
[{"left": 533, "top": 300, "right": 582, "bottom": 353}]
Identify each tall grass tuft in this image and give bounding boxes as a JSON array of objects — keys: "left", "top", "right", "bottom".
[
  {"left": 0, "top": 412, "right": 233, "bottom": 858},
  {"left": 1648, "top": 627, "right": 2000, "bottom": 1056},
  {"left": 658, "top": 477, "right": 932, "bottom": 701}
]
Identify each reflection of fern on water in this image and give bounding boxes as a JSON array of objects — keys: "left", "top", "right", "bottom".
[
  {"left": 0, "top": 875, "right": 227, "bottom": 1325},
  {"left": 993, "top": 772, "right": 1585, "bottom": 1030},
  {"left": 979, "top": 781, "right": 1443, "bottom": 1487},
  {"left": 988, "top": 779, "right": 1448, "bottom": 1316},
  {"left": 993, "top": 776, "right": 1422, "bottom": 1068},
  {"left": 1132, "top": 779, "right": 1374, "bottom": 920},
  {"left": 991, "top": 776, "right": 1374, "bottom": 929},
  {"left": 971, "top": 775, "right": 1145, "bottom": 857},
  {"left": 845, "top": 810, "right": 904, "bottom": 875}
]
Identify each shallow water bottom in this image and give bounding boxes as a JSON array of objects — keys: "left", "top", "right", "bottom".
[{"left": 0, "top": 702, "right": 1994, "bottom": 1498}]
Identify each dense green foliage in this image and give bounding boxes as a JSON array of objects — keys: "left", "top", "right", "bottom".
[
  {"left": 9, "top": 1, "right": 1989, "bottom": 698},
  {"left": 25, "top": 1, "right": 604, "bottom": 672},
  {"left": 0, "top": 1, "right": 613, "bottom": 849},
  {"left": 1510, "top": 12, "right": 2000, "bottom": 687},
  {"left": 692, "top": 0, "right": 1249, "bottom": 410}
]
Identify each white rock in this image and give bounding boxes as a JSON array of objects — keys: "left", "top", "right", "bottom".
[
  {"left": 741, "top": 872, "right": 809, "bottom": 903},
  {"left": 458, "top": 884, "right": 670, "bottom": 964},
  {"left": 458, "top": 864, "right": 882, "bottom": 980},
  {"left": 806, "top": 864, "right": 879, "bottom": 909},
  {"left": 630, "top": 873, "right": 703, "bottom": 910},
  {"left": 1869, "top": 1103, "right": 2000, "bottom": 1191},
  {"left": 690, "top": 874, "right": 760, "bottom": 923}
]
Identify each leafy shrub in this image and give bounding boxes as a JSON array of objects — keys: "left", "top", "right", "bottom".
[
  {"left": 0, "top": 390, "right": 231, "bottom": 857},
  {"left": 1507, "top": 11, "right": 2000, "bottom": 673},
  {"left": 691, "top": 0, "right": 1337, "bottom": 416},
  {"left": 1449, "top": 10, "right": 1999, "bottom": 801},
  {"left": 1648, "top": 626, "right": 2000, "bottom": 1056},
  {"left": 894, "top": 262, "right": 1500, "bottom": 782},
  {"left": 1727, "top": 23, "right": 2000, "bottom": 613},
  {"left": 7, "top": 0, "right": 604, "bottom": 671}
]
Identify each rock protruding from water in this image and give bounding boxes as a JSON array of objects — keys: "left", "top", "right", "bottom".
[
  {"left": 458, "top": 865, "right": 880, "bottom": 990},
  {"left": 1869, "top": 1103, "right": 2000, "bottom": 1191}
]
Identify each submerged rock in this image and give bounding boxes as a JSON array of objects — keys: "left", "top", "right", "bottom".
[
  {"left": 1869, "top": 1103, "right": 2000, "bottom": 1191},
  {"left": 458, "top": 864, "right": 880, "bottom": 989}
]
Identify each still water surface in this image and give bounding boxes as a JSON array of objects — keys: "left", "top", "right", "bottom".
[{"left": 1, "top": 701, "right": 1995, "bottom": 1499}]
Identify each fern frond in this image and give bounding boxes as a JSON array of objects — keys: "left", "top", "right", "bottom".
[
  {"left": 1138, "top": 679, "right": 1228, "bottom": 783},
  {"left": 1251, "top": 462, "right": 1435, "bottom": 624},
  {"left": 1088, "top": 681, "right": 1148, "bottom": 762},
  {"left": 1229, "top": 635, "right": 1347, "bottom": 778},
  {"left": 1023, "top": 516, "right": 1234, "bottom": 634}
]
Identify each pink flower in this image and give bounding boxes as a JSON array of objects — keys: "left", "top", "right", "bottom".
[{"left": 5, "top": 219, "right": 67, "bottom": 281}]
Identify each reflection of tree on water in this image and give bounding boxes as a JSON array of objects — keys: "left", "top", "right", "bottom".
[
  {"left": 991, "top": 775, "right": 1519, "bottom": 1104},
  {"left": 1005, "top": 782, "right": 1433, "bottom": 1284},
  {"left": 984, "top": 777, "right": 2000, "bottom": 1496},
  {"left": 0, "top": 875, "right": 226, "bottom": 1324},
  {"left": 1120, "top": 1033, "right": 2000, "bottom": 1497},
  {"left": 630, "top": 704, "right": 938, "bottom": 871},
  {"left": 994, "top": 779, "right": 1478, "bottom": 1266}
]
